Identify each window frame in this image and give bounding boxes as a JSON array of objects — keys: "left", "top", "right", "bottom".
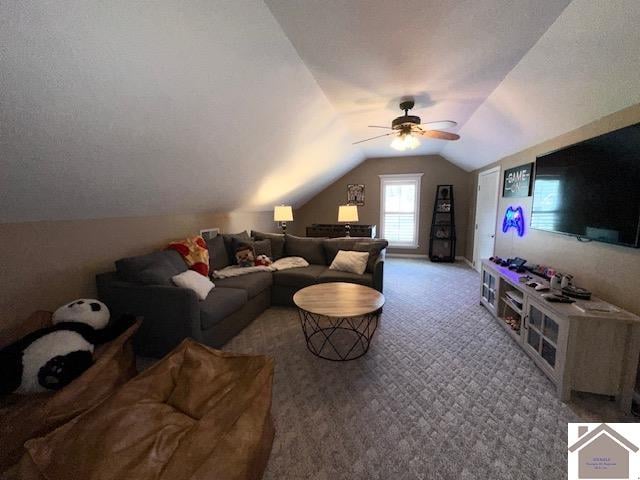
[{"left": 379, "top": 173, "right": 423, "bottom": 249}]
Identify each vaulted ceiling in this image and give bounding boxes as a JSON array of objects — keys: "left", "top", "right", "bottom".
[
  {"left": 1, "top": 0, "right": 639, "bottom": 223},
  {"left": 265, "top": 0, "right": 571, "bottom": 156}
]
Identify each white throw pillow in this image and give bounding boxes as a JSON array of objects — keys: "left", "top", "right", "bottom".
[
  {"left": 329, "top": 250, "right": 369, "bottom": 275},
  {"left": 172, "top": 270, "right": 215, "bottom": 300}
]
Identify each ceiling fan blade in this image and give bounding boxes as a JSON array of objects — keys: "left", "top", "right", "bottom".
[
  {"left": 420, "top": 120, "right": 457, "bottom": 130},
  {"left": 419, "top": 130, "right": 460, "bottom": 141},
  {"left": 367, "top": 125, "right": 393, "bottom": 130},
  {"left": 352, "top": 133, "right": 393, "bottom": 145}
]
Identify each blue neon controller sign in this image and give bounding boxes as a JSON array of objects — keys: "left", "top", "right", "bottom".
[{"left": 502, "top": 206, "right": 525, "bottom": 237}]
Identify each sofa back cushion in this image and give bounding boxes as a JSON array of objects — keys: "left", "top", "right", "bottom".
[
  {"left": 322, "top": 238, "right": 361, "bottom": 264},
  {"left": 251, "top": 231, "right": 285, "bottom": 260},
  {"left": 355, "top": 239, "right": 389, "bottom": 273},
  {"left": 323, "top": 238, "right": 388, "bottom": 273},
  {"left": 205, "top": 235, "right": 229, "bottom": 271},
  {"left": 284, "top": 234, "right": 326, "bottom": 265},
  {"left": 115, "top": 250, "right": 187, "bottom": 285}
]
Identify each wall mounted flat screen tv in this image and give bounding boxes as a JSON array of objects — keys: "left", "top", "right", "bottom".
[{"left": 530, "top": 122, "right": 640, "bottom": 248}]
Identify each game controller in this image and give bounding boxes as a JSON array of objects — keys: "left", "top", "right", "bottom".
[{"left": 502, "top": 206, "right": 525, "bottom": 237}]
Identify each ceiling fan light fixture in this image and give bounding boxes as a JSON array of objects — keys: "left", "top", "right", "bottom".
[
  {"left": 391, "top": 133, "right": 419, "bottom": 151},
  {"left": 404, "top": 134, "right": 420, "bottom": 150},
  {"left": 391, "top": 136, "right": 407, "bottom": 151},
  {"left": 353, "top": 98, "right": 458, "bottom": 147}
]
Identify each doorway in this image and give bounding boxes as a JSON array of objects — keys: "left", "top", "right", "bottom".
[{"left": 472, "top": 166, "right": 500, "bottom": 271}]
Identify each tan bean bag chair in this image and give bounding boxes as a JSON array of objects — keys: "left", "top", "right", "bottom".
[
  {"left": 17, "top": 338, "right": 275, "bottom": 480},
  {"left": 0, "top": 311, "right": 141, "bottom": 474}
]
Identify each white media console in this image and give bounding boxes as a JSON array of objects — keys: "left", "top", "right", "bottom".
[{"left": 480, "top": 259, "right": 640, "bottom": 413}]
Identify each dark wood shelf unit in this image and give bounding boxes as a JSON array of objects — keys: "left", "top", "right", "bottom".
[{"left": 429, "top": 184, "right": 456, "bottom": 262}]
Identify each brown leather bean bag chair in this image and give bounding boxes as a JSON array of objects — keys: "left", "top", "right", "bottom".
[
  {"left": 0, "top": 311, "right": 141, "bottom": 474},
  {"left": 17, "top": 338, "right": 275, "bottom": 480}
]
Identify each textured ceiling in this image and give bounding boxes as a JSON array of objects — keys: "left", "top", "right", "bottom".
[
  {"left": 441, "top": 0, "right": 640, "bottom": 170},
  {"left": 265, "top": 0, "right": 571, "bottom": 158},
  {"left": 1, "top": 1, "right": 639, "bottom": 223},
  {"left": 0, "top": 1, "right": 362, "bottom": 222}
]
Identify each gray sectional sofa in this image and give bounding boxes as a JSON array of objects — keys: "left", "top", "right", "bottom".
[{"left": 96, "top": 232, "right": 387, "bottom": 357}]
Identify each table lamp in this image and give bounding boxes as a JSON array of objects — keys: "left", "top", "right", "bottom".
[
  {"left": 338, "top": 205, "right": 359, "bottom": 237},
  {"left": 274, "top": 205, "right": 293, "bottom": 233}
]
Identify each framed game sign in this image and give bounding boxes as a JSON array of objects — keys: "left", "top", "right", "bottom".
[{"left": 503, "top": 163, "right": 533, "bottom": 197}]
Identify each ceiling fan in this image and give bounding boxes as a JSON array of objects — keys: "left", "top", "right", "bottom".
[{"left": 353, "top": 99, "right": 460, "bottom": 151}]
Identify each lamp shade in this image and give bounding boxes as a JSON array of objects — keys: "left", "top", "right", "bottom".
[
  {"left": 274, "top": 205, "right": 293, "bottom": 222},
  {"left": 338, "top": 205, "right": 359, "bottom": 223}
]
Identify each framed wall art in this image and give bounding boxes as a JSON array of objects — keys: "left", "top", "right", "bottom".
[
  {"left": 347, "top": 184, "right": 365, "bottom": 205},
  {"left": 503, "top": 163, "right": 533, "bottom": 197}
]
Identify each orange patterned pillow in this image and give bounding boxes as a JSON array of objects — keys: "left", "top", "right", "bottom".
[{"left": 167, "top": 236, "right": 209, "bottom": 276}]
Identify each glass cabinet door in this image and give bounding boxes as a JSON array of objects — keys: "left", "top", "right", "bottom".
[
  {"left": 481, "top": 269, "right": 497, "bottom": 308},
  {"left": 543, "top": 316, "right": 559, "bottom": 344},
  {"left": 482, "top": 271, "right": 490, "bottom": 300},
  {"left": 525, "top": 303, "right": 561, "bottom": 371},
  {"left": 527, "top": 327, "right": 541, "bottom": 351}
]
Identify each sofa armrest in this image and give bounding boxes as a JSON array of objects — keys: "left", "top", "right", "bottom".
[
  {"left": 373, "top": 249, "right": 385, "bottom": 293},
  {"left": 96, "top": 272, "right": 200, "bottom": 357}
]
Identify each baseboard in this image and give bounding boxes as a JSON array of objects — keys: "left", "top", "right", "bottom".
[
  {"left": 386, "top": 253, "right": 429, "bottom": 259},
  {"left": 460, "top": 257, "right": 475, "bottom": 269},
  {"left": 387, "top": 254, "right": 472, "bottom": 263}
]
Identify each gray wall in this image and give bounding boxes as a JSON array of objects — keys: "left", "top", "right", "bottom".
[
  {"left": 294, "top": 155, "right": 472, "bottom": 256},
  {"left": 466, "top": 103, "right": 640, "bottom": 315}
]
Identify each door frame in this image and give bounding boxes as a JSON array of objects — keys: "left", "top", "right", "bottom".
[{"left": 472, "top": 166, "right": 501, "bottom": 271}]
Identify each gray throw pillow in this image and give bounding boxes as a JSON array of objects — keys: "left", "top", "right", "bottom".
[
  {"left": 251, "top": 231, "right": 285, "bottom": 260},
  {"left": 231, "top": 237, "right": 256, "bottom": 266},
  {"left": 228, "top": 237, "right": 272, "bottom": 264},
  {"left": 221, "top": 231, "right": 250, "bottom": 264},
  {"left": 205, "top": 235, "right": 229, "bottom": 271},
  {"left": 284, "top": 234, "right": 326, "bottom": 265},
  {"left": 253, "top": 239, "right": 272, "bottom": 259}
]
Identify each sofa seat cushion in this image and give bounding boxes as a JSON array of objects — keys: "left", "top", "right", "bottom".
[
  {"left": 214, "top": 272, "right": 273, "bottom": 299},
  {"left": 272, "top": 265, "right": 327, "bottom": 288},
  {"left": 115, "top": 250, "right": 187, "bottom": 286},
  {"left": 200, "top": 288, "right": 248, "bottom": 330},
  {"left": 317, "top": 269, "right": 373, "bottom": 287},
  {"left": 20, "top": 339, "right": 274, "bottom": 480}
]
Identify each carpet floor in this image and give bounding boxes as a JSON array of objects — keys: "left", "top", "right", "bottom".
[{"left": 224, "top": 258, "right": 581, "bottom": 480}]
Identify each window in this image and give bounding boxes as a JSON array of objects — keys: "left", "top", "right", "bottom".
[
  {"left": 531, "top": 178, "right": 561, "bottom": 231},
  {"left": 379, "top": 173, "right": 423, "bottom": 248}
]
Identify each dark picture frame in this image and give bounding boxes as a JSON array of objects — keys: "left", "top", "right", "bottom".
[
  {"left": 347, "top": 184, "right": 365, "bottom": 206},
  {"left": 503, "top": 163, "right": 533, "bottom": 197}
]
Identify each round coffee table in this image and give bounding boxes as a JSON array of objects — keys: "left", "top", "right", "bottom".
[{"left": 293, "top": 282, "right": 385, "bottom": 361}]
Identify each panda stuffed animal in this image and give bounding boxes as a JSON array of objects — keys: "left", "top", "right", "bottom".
[{"left": 0, "top": 299, "right": 135, "bottom": 395}]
